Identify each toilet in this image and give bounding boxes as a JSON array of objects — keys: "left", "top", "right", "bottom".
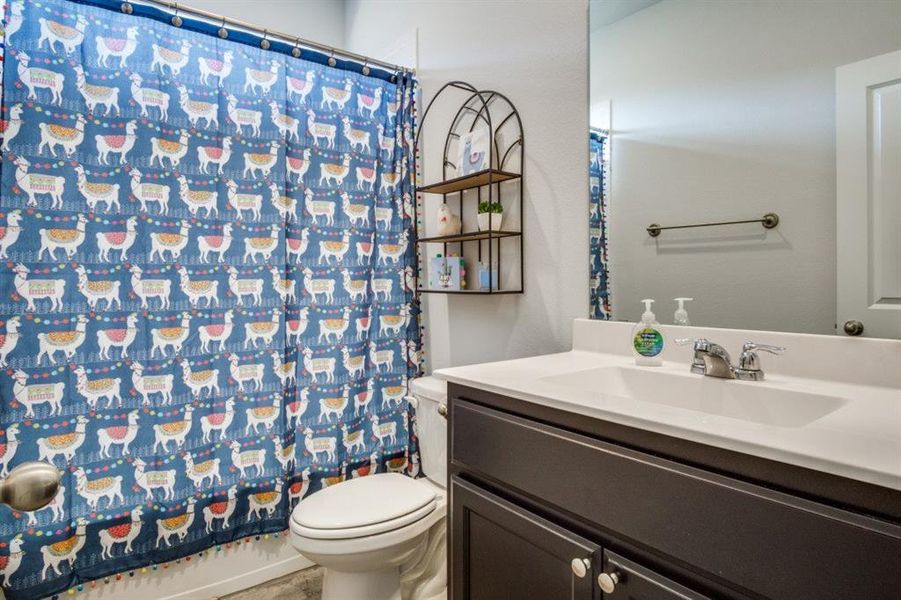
[{"left": 290, "top": 376, "right": 448, "bottom": 600}]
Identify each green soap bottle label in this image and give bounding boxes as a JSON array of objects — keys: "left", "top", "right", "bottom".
[{"left": 634, "top": 328, "right": 664, "bottom": 357}]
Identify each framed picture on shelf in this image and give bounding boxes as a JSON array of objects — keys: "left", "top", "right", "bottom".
[{"left": 457, "top": 128, "right": 490, "bottom": 175}]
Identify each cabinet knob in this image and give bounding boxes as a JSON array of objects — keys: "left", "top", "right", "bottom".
[
  {"left": 597, "top": 571, "right": 620, "bottom": 594},
  {"left": 570, "top": 557, "right": 590, "bottom": 578},
  {"left": 437, "top": 403, "right": 448, "bottom": 419},
  {"left": 843, "top": 320, "right": 864, "bottom": 336}
]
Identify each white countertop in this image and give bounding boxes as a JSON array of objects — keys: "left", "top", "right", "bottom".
[{"left": 434, "top": 320, "right": 901, "bottom": 492}]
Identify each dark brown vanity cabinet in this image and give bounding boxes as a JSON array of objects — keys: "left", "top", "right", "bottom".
[{"left": 448, "top": 383, "right": 901, "bottom": 600}]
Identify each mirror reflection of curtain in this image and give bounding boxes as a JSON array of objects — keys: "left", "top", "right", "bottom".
[{"left": 589, "top": 131, "right": 610, "bottom": 319}]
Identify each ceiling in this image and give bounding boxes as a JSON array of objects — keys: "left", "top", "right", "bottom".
[{"left": 590, "top": 0, "right": 662, "bottom": 30}]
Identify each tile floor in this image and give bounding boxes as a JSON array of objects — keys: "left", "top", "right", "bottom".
[{"left": 220, "top": 566, "right": 324, "bottom": 600}]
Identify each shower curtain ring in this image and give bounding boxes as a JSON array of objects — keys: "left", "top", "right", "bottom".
[
  {"left": 260, "top": 29, "right": 270, "bottom": 50},
  {"left": 171, "top": 2, "right": 182, "bottom": 27},
  {"left": 292, "top": 38, "right": 302, "bottom": 58},
  {"left": 362, "top": 60, "right": 370, "bottom": 76},
  {"left": 120, "top": 1, "right": 133, "bottom": 14},
  {"left": 218, "top": 16, "right": 228, "bottom": 39},
  {"left": 328, "top": 50, "right": 337, "bottom": 67}
]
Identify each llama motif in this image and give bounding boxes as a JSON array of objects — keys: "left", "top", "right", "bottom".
[
  {"left": 272, "top": 435, "right": 296, "bottom": 470},
  {"left": 74, "top": 365, "right": 122, "bottom": 411},
  {"left": 318, "top": 384, "right": 350, "bottom": 423},
  {"left": 341, "top": 192, "right": 370, "bottom": 227},
  {"left": 244, "top": 59, "right": 280, "bottom": 95},
  {"left": 203, "top": 485, "right": 238, "bottom": 532},
  {"left": 355, "top": 306, "right": 372, "bottom": 340},
  {"left": 0, "top": 316, "right": 21, "bottom": 368},
  {"left": 200, "top": 396, "right": 236, "bottom": 442},
  {"left": 73, "top": 65, "right": 120, "bottom": 116},
  {"left": 376, "top": 124, "right": 395, "bottom": 156},
  {"left": 287, "top": 148, "right": 313, "bottom": 183},
  {"left": 341, "top": 268, "right": 368, "bottom": 303},
  {"left": 244, "top": 223, "right": 280, "bottom": 263},
  {"left": 149, "top": 219, "right": 191, "bottom": 262},
  {"left": 341, "top": 422, "right": 366, "bottom": 454},
  {"left": 4, "top": 1, "right": 25, "bottom": 43},
  {"left": 318, "top": 153, "right": 352, "bottom": 187},
  {"left": 320, "top": 78, "right": 354, "bottom": 111},
  {"left": 303, "top": 427, "right": 336, "bottom": 462},
  {"left": 132, "top": 457, "right": 176, "bottom": 501},
  {"left": 269, "top": 101, "right": 301, "bottom": 142},
  {"left": 183, "top": 451, "right": 222, "bottom": 489},
  {"left": 271, "top": 350, "right": 297, "bottom": 388},
  {"left": 371, "top": 274, "right": 394, "bottom": 302},
  {"left": 96, "top": 120, "right": 138, "bottom": 164},
  {"left": 179, "top": 358, "right": 220, "bottom": 400},
  {"left": 370, "top": 413, "right": 398, "bottom": 446},
  {"left": 230, "top": 440, "right": 265, "bottom": 478},
  {"left": 74, "top": 466, "right": 123, "bottom": 510},
  {"left": 341, "top": 116, "right": 371, "bottom": 153},
  {"left": 26, "top": 483, "right": 66, "bottom": 525},
  {"left": 40, "top": 518, "right": 88, "bottom": 579},
  {"left": 227, "top": 353, "right": 265, "bottom": 392},
  {"left": 198, "top": 309, "right": 234, "bottom": 353},
  {"left": 356, "top": 232, "right": 375, "bottom": 265},
  {"left": 12, "top": 263, "right": 66, "bottom": 312},
  {"left": 380, "top": 378, "right": 408, "bottom": 409},
  {"left": 304, "top": 188, "right": 336, "bottom": 226},
  {"left": 302, "top": 268, "right": 336, "bottom": 304},
  {"left": 379, "top": 307, "right": 410, "bottom": 337},
  {"left": 407, "top": 339, "right": 423, "bottom": 371},
  {"left": 130, "top": 168, "right": 171, "bottom": 215},
  {"left": 36, "top": 314, "right": 89, "bottom": 366},
  {"left": 198, "top": 50, "right": 234, "bottom": 85},
  {"left": 176, "top": 175, "right": 218, "bottom": 218},
  {"left": 319, "top": 232, "right": 351, "bottom": 265},
  {"left": 75, "top": 165, "right": 121, "bottom": 212},
  {"left": 152, "top": 405, "right": 194, "bottom": 453},
  {"left": 38, "top": 113, "right": 86, "bottom": 158},
  {"left": 36, "top": 415, "right": 88, "bottom": 463},
  {"left": 302, "top": 347, "right": 336, "bottom": 383},
  {"left": 156, "top": 497, "right": 196, "bottom": 548},
  {"left": 177, "top": 83, "right": 218, "bottom": 129},
  {"left": 403, "top": 266, "right": 417, "bottom": 294},
  {"left": 129, "top": 360, "right": 175, "bottom": 406},
  {"left": 349, "top": 450, "right": 380, "bottom": 479},
  {"left": 98, "top": 506, "right": 143, "bottom": 560},
  {"left": 355, "top": 161, "right": 377, "bottom": 191},
  {"left": 377, "top": 230, "right": 409, "bottom": 266},
  {"left": 38, "top": 213, "right": 86, "bottom": 261},
  {"left": 380, "top": 171, "right": 402, "bottom": 196},
  {"left": 269, "top": 181, "right": 296, "bottom": 221},
  {"left": 318, "top": 307, "right": 351, "bottom": 344},
  {"left": 226, "top": 93, "right": 262, "bottom": 137},
  {"left": 353, "top": 379, "right": 375, "bottom": 415},
  {"left": 16, "top": 52, "right": 64, "bottom": 105},
  {"left": 243, "top": 308, "right": 281, "bottom": 349},
  {"left": 287, "top": 228, "right": 310, "bottom": 262},
  {"left": 38, "top": 15, "right": 88, "bottom": 55},
  {"left": 1, "top": 104, "right": 24, "bottom": 151},
  {"left": 341, "top": 346, "right": 367, "bottom": 380},
  {"left": 95, "top": 26, "right": 139, "bottom": 67},
  {"left": 286, "top": 388, "right": 309, "bottom": 425},
  {"left": 288, "top": 468, "right": 312, "bottom": 506},
  {"left": 243, "top": 140, "right": 280, "bottom": 179},
  {"left": 375, "top": 206, "right": 394, "bottom": 230},
  {"left": 14, "top": 156, "right": 66, "bottom": 210},
  {"left": 198, "top": 223, "right": 233, "bottom": 263},
  {"left": 369, "top": 340, "right": 395, "bottom": 373},
  {"left": 13, "top": 369, "right": 66, "bottom": 417},
  {"left": 74, "top": 265, "right": 121, "bottom": 312},
  {"left": 225, "top": 179, "right": 263, "bottom": 221},
  {"left": 151, "top": 40, "right": 192, "bottom": 76},
  {"left": 0, "top": 424, "right": 21, "bottom": 478},
  {"left": 247, "top": 480, "right": 284, "bottom": 520},
  {"left": 150, "top": 311, "right": 192, "bottom": 358},
  {"left": 245, "top": 396, "right": 279, "bottom": 435},
  {"left": 197, "top": 137, "right": 232, "bottom": 174},
  {"left": 306, "top": 110, "right": 336, "bottom": 148},
  {"left": 97, "top": 216, "right": 138, "bottom": 262},
  {"left": 287, "top": 71, "right": 316, "bottom": 103},
  {"left": 357, "top": 87, "right": 383, "bottom": 118},
  {"left": 97, "top": 409, "right": 139, "bottom": 458},
  {"left": 96, "top": 312, "right": 138, "bottom": 360},
  {"left": 130, "top": 73, "right": 170, "bottom": 120},
  {"left": 177, "top": 265, "right": 219, "bottom": 308},
  {"left": 130, "top": 265, "right": 172, "bottom": 310},
  {"left": 286, "top": 307, "right": 310, "bottom": 346},
  {"left": 149, "top": 128, "right": 190, "bottom": 170},
  {"left": 227, "top": 267, "right": 264, "bottom": 306}
]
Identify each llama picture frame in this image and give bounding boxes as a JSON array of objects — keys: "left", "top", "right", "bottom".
[{"left": 457, "top": 128, "right": 490, "bottom": 175}]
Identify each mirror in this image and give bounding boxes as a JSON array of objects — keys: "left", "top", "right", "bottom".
[{"left": 589, "top": 0, "right": 901, "bottom": 338}]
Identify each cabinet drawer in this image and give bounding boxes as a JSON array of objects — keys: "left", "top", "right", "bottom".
[{"left": 451, "top": 398, "right": 901, "bottom": 600}]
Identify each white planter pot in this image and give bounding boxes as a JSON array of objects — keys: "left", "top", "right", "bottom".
[{"left": 477, "top": 212, "right": 504, "bottom": 232}]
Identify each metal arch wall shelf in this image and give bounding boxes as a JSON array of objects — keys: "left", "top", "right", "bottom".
[{"left": 415, "top": 81, "right": 524, "bottom": 295}]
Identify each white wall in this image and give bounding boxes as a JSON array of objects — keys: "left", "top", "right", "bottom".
[
  {"left": 346, "top": 0, "right": 590, "bottom": 371},
  {"left": 591, "top": 0, "right": 901, "bottom": 334}
]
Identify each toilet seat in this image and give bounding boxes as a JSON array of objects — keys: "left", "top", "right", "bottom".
[{"left": 291, "top": 473, "right": 438, "bottom": 540}]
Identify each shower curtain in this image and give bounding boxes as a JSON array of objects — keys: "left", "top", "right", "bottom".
[
  {"left": 0, "top": 1, "right": 421, "bottom": 598},
  {"left": 589, "top": 131, "right": 610, "bottom": 319}
]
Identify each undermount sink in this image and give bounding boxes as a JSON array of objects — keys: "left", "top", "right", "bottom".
[{"left": 540, "top": 366, "right": 847, "bottom": 427}]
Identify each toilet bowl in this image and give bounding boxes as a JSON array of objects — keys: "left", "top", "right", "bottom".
[{"left": 290, "top": 376, "right": 448, "bottom": 600}]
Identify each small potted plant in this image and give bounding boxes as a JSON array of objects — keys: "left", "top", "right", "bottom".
[{"left": 477, "top": 201, "right": 504, "bottom": 232}]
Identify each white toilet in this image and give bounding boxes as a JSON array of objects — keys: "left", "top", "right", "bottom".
[{"left": 290, "top": 376, "right": 448, "bottom": 600}]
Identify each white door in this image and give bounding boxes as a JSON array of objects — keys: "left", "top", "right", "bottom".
[{"left": 836, "top": 50, "right": 901, "bottom": 338}]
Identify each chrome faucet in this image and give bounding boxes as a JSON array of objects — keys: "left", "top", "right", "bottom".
[{"left": 678, "top": 338, "right": 784, "bottom": 381}]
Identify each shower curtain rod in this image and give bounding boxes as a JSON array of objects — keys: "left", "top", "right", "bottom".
[{"left": 131, "top": 0, "right": 413, "bottom": 74}]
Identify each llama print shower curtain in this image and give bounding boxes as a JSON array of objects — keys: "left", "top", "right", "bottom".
[
  {"left": 589, "top": 131, "right": 610, "bottom": 320},
  {"left": 0, "top": 1, "right": 421, "bottom": 597}
]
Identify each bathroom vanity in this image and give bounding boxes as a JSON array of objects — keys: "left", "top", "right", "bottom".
[{"left": 438, "top": 320, "right": 901, "bottom": 600}]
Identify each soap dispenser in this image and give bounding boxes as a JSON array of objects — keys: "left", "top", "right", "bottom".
[
  {"left": 674, "top": 297, "right": 693, "bottom": 326},
  {"left": 632, "top": 299, "right": 664, "bottom": 366}
]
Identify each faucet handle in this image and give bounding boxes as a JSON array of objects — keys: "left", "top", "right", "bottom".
[
  {"left": 742, "top": 342, "right": 785, "bottom": 355},
  {"left": 675, "top": 338, "right": 709, "bottom": 375},
  {"left": 737, "top": 342, "right": 785, "bottom": 380},
  {"left": 675, "top": 337, "right": 709, "bottom": 350}
]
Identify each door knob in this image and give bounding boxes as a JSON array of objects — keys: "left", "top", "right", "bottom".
[
  {"left": 597, "top": 570, "right": 620, "bottom": 594},
  {"left": 570, "top": 557, "right": 590, "bottom": 578},
  {"left": 843, "top": 320, "right": 864, "bottom": 336},
  {"left": 0, "top": 462, "right": 61, "bottom": 512}
]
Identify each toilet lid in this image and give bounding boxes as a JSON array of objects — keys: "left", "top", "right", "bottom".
[{"left": 291, "top": 473, "right": 437, "bottom": 540}]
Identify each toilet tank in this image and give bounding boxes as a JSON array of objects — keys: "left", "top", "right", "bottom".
[{"left": 409, "top": 376, "right": 447, "bottom": 488}]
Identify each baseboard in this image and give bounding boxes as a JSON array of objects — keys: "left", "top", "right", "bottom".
[{"left": 161, "top": 554, "right": 315, "bottom": 600}]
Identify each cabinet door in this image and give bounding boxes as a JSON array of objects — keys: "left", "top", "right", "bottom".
[
  {"left": 600, "top": 551, "right": 709, "bottom": 600},
  {"left": 451, "top": 476, "right": 600, "bottom": 600}
]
